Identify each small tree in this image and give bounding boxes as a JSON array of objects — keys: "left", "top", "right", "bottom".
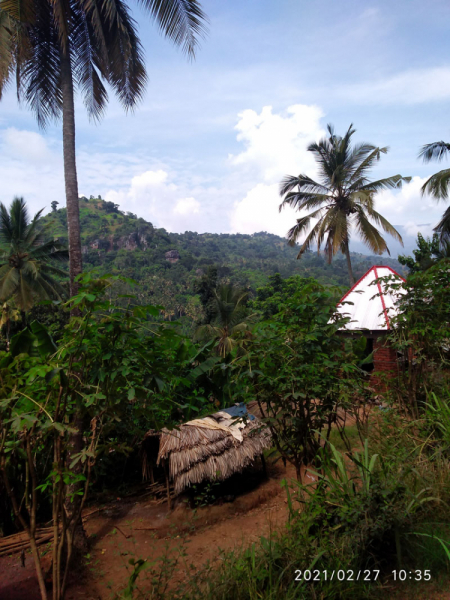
[
  {"left": 237, "top": 278, "right": 360, "bottom": 479},
  {"left": 383, "top": 261, "right": 450, "bottom": 416},
  {"left": 0, "top": 274, "right": 212, "bottom": 599},
  {"left": 195, "top": 284, "right": 253, "bottom": 357}
]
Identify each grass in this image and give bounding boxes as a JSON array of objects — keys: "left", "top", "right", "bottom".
[{"left": 328, "top": 423, "right": 362, "bottom": 452}]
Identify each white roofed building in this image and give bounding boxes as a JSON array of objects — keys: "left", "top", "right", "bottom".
[{"left": 336, "top": 265, "right": 406, "bottom": 378}]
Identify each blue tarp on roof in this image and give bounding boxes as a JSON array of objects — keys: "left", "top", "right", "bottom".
[{"left": 220, "top": 402, "right": 255, "bottom": 421}]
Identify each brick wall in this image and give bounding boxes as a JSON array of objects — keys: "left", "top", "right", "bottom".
[
  {"left": 371, "top": 337, "right": 398, "bottom": 392},
  {"left": 373, "top": 338, "right": 398, "bottom": 375}
]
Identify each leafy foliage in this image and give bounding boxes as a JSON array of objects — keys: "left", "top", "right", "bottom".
[
  {"left": 398, "top": 232, "right": 450, "bottom": 273},
  {"left": 0, "top": 273, "right": 218, "bottom": 598},
  {"left": 195, "top": 284, "right": 253, "bottom": 357},
  {"left": 233, "top": 278, "right": 361, "bottom": 477},
  {"left": 383, "top": 261, "right": 450, "bottom": 415},
  {"left": 39, "top": 197, "right": 404, "bottom": 330}
]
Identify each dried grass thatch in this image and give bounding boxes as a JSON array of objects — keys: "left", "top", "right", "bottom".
[{"left": 142, "top": 409, "right": 271, "bottom": 495}]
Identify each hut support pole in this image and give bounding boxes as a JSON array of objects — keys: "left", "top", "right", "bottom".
[
  {"left": 164, "top": 461, "right": 171, "bottom": 510},
  {"left": 260, "top": 453, "right": 268, "bottom": 479}
]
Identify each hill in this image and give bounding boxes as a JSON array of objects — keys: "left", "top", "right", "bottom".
[{"left": 43, "top": 197, "right": 405, "bottom": 320}]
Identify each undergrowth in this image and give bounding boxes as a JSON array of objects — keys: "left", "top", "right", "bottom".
[{"left": 116, "top": 396, "right": 450, "bottom": 599}]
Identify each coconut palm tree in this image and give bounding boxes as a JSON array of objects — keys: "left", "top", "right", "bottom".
[
  {"left": 419, "top": 140, "right": 450, "bottom": 242},
  {"left": 279, "top": 124, "right": 410, "bottom": 285},
  {"left": 0, "top": 197, "right": 68, "bottom": 313},
  {"left": 419, "top": 140, "right": 450, "bottom": 200},
  {"left": 0, "top": 302, "right": 21, "bottom": 350},
  {"left": 195, "top": 284, "right": 253, "bottom": 358},
  {"left": 0, "top": 0, "right": 207, "bottom": 297}
]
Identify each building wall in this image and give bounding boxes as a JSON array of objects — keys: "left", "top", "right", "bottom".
[
  {"left": 373, "top": 337, "right": 398, "bottom": 375},
  {"left": 371, "top": 336, "right": 398, "bottom": 392}
]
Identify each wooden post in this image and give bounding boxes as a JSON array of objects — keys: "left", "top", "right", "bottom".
[
  {"left": 164, "top": 461, "right": 171, "bottom": 510},
  {"left": 260, "top": 453, "right": 268, "bottom": 479},
  {"left": 149, "top": 462, "right": 155, "bottom": 485}
]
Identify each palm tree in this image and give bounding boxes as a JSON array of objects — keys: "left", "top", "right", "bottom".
[
  {"left": 195, "top": 284, "right": 253, "bottom": 358},
  {"left": 419, "top": 141, "right": 450, "bottom": 200},
  {"left": 0, "top": 0, "right": 207, "bottom": 298},
  {"left": 419, "top": 140, "right": 450, "bottom": 242},
  {"left": 0, "top": 302, "right": 21, "bottom": 350},
  {"left": 279, "top": 124, "right": 410, "bottom": 285},
  {"left": 0, "top": 197, "right": 68, "bottom": 313}
]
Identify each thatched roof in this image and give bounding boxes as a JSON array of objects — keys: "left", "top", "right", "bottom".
[{"left": 143, "top": 404, "right": 272, "bottom": 495}]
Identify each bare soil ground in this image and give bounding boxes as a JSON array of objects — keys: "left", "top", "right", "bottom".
[{"left": 0, "top": 461, "right": 297, "bottom": 599}]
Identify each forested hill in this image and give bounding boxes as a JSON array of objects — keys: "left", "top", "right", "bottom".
[{"left": 43, "top": 197, "right": 405, "bottom": 319}]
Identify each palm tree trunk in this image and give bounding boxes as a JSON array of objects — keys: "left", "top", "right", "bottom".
[
  {"left": 343, "top": 240, "right": 355, "bottom": 286},
  {"left": 60, "top": 46, "right": 88, "bottom": 570},
  {"left": 60, "top": 47, "right": 83, "bottom": 299}
]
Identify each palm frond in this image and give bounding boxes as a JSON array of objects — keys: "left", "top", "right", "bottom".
[
  {"left": 419, "top": 141, "right": 450, "bottom": 163},
  {"left": 292, "top": 215, "right": 327, "bottom": 257},
  {"left": 71, "top": 2, "right": 108, "bottom": 121},
  {"left": 136, "top": 0, "right": 208, "bottom": 58},
  {"left": 94, "top": 0, "right": 147, "bottom": 111},
  {"left": 21, "top": 0, "right": 62, "bottom": 128},
  {"left": 279, "top": 174, "right": 329, "bottom": 198},
  {"left": 348, "top": 145, "right": 387, "bottom": 183},
  {"left": 0, "top": 202, "right": 14, "bottom": 244},
  {"left": 0, "top": 267, "right": 19, "bottom": 302},
  {"left": 285, "top": 207, "right": 324, "bottom": 247},
  {"left": 354, "top": 207, "right": 390, "bottom": 255},
  {"left": 0, "top": 11, "right": 16, "bottom": 97},
  {"left": 421, "top": 168, "right": 450, "bottom": 200},
  {"left": 364, "top": 207, "right": 403, "bottom": 245},
  {"left": 434, "top": 206, "right": 450, "bottom": 241},
  {"left": 279, "top": 191, "right": 330, "bottom": 213},
  {"left": 357, "top": 174, "right": 411, "bottom": 192}
]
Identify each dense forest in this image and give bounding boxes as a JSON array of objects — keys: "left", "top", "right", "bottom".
[{"left": 44, "top": 197, "right": 404, "bottom": 321}]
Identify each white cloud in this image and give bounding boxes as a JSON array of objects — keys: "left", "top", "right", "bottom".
[
  {"left": 173, "top": 197, "right": 200, "bottom": 215},
  {"left": 229, "top": 104, "right": 325, "bottom": 183},
  {"left": 376, "top": 176, "right": 442, "bottom": 226},
  {"left": 3, "top": 127, "right": 54, "bottom": 164},
  {"left": 337, "top": 67, "right": 450, "bottom": 105},
  {"left": 230, "top": 183, "right": 298, "bottom": 236},
  {"left": 229, "top": 104, "right": 325, "bottom": 235},
  {"left": 105, "top": 169, "right": 203, "bottom": 232},
  {"left": 0, "top": 128, "right": 63, "bottom": 216}
]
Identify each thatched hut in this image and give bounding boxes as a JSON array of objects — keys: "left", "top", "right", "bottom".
[{"left": 142, "top": 403, "right": 272, "bottom": 505}]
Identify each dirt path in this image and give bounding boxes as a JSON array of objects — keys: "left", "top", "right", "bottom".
[
  {"left": 0, "top": 462, "right": 297, "bottom": 599},
  {"left": 68, "top": 462, "right": 295, "bottom": 598}
]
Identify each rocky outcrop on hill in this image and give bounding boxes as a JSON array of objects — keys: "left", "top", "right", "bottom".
[{"left": 165, "top": 250, "right": 180, "bottom": 263}]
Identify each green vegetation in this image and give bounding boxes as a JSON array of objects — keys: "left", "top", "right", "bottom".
[
  {"left": 0, "top": 197, "right": 68, "bottom": 312},
  {"left": 40, "top": 197, "right": 404, "bottom": 330},
  {"left": 0, "top": 222, "right": 450, "bottom": 600}
]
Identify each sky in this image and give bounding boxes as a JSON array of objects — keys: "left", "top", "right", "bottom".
[{"left": 1, "top": 0, "right": 450, "bottom": 257}]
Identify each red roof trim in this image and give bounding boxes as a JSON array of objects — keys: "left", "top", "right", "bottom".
[
  {"left": 338, "top": 265, "right": 405, "bottom": 306},
  {"left": 374, "top": 266, "right": 390, "bottom": 330}
]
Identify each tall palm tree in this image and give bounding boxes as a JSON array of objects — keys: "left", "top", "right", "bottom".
[
  {"left": 279, "top": 124, "right": 410, "bottom": 285},
  {"left": 195, "top": 284, "right": 253, "bottom": 358},
  {"left": 0, "top": 197, "right": 68, "bottom": 312},
  {"left": 419, "top": 140, "right": 450, "bottom": 242},
  {"left": 0, "top": 0, "right": 207, "bottom": 297}
]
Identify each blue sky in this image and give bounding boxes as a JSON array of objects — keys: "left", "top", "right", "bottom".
[{"left": 2, "top": 0, "right": 450, "bottom": 256}]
